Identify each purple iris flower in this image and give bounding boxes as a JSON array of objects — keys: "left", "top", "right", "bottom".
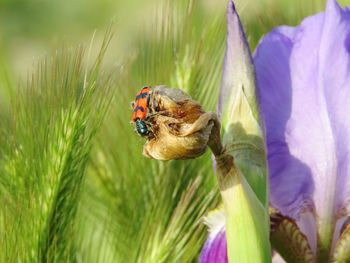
[{"left": 200, "top": 0, "right": 350, "bottom": 262}]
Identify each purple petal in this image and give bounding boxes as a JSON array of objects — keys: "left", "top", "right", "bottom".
[
  {"left": 254, "top": 0, "right": 350, "bottom": 233},
  {"left": 321, "top": 0, "right": 350, "bottom": 219},
  {"left": 255, "top": 25, "right": 314, "bottom": 219},
  {"left": 199, "top": 228, "right": 227, "bottom": 263}
]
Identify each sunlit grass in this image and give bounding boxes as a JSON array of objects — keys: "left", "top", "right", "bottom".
[{"left": 0, "top": 30, "right": 114, "bottom": 262}]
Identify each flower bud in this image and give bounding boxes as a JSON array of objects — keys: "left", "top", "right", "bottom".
[{"left": 142, "top": 86, "right": 220, "bottom": 160}]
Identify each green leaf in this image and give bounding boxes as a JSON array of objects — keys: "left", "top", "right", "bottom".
[
  {"left": 215, "top": 153, "right": 270, "bottom": 263},
  {"left": 216, "top": 1, "right": 270, "bottom": 262}
]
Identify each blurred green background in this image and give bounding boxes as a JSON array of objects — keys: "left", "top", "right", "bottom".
[
  {"left": 0, "top": 0, "right": 348, "bottom": 262},
  {"left": 1, "top": 0, "right": 347, "bottom": 76}
]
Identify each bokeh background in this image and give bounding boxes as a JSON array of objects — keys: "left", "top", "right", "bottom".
[
  {"left": 0, "top": 0, "right": 348, "bottom": 262},
  {"left": 1, "top": 0, "right": 347, "bottom": 76}
]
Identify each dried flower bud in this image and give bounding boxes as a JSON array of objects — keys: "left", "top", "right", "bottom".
[{"left": 143, "top": 86, "right": 220, "bottom": 160}]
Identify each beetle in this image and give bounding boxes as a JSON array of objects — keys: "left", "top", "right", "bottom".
[
  {"left": 131, "top": 86, "right": 152, "bottom": 136},
  {"left": 134, "top": 119, "right": 149, "bottom": 136}
]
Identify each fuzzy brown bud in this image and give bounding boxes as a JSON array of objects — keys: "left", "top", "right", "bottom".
[{"left": 143, "top": 86, "right": 220, "bottom": 160}]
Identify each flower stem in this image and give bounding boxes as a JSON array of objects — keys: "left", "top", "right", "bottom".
[{"left": 208, "top": 117, "right": 271, "bottom": 263}]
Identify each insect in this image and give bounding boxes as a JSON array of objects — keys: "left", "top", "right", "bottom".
[{"left": 131, "top": 86, "right": 152, "bottom": 137}]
